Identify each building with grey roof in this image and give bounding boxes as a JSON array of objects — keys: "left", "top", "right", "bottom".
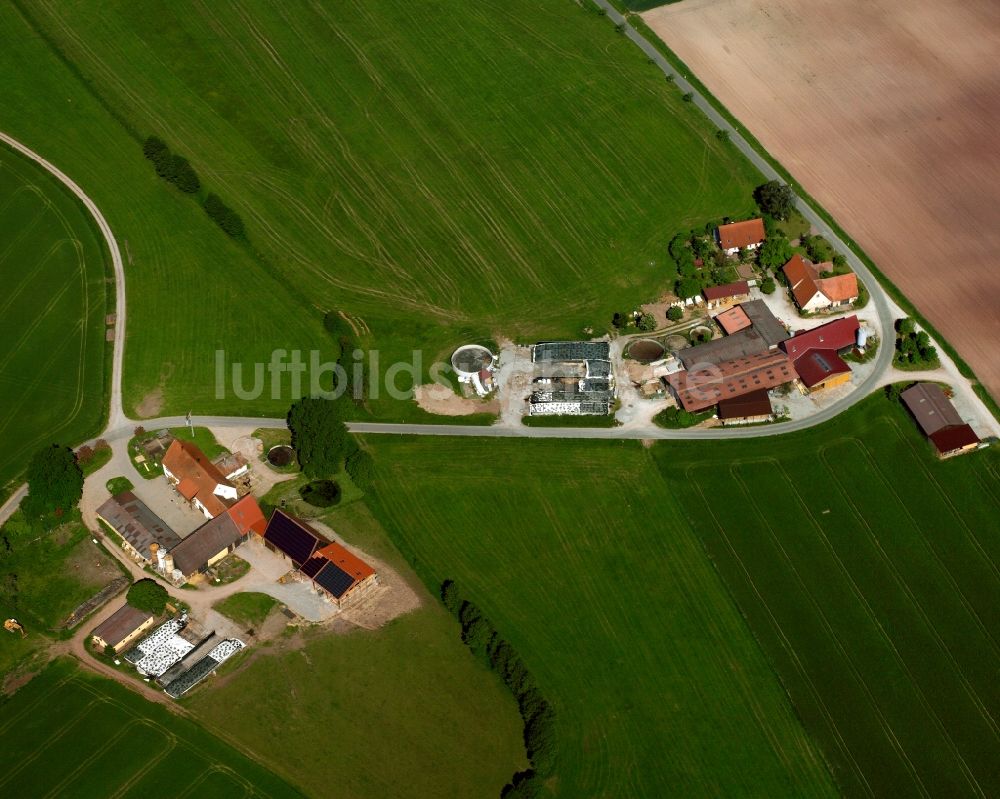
[
  {"left": 740, "top": 300, "right": 790, "bottom": 348},
  {"left": 97, "top": 491, "right": 180, "bottom": 564},
  {"left": 679, "top": 328, "right": 768, "bottom": 369}
]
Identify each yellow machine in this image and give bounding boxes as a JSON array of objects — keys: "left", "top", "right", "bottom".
[{"left": 3, "top": 619, "right": 26, "bottom": 638}]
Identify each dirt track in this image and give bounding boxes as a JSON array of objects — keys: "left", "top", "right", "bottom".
[{"left": 644, "top": 0, "right": 1000, "bottom": 399}]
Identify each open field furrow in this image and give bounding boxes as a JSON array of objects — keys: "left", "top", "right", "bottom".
[
  {"left": 683, "top": 463, "right": 870, "bottom": 793},
  {"left": 726, "top": 460, "right": 932, "bottom": 796},
  {"left": 771, "top": 456, "right": 992, "bottom": 793}
]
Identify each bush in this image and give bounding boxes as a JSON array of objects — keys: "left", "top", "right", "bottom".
[
  {"left": 298, "top": 479, "right": 341, "bottom": 508},
  {"left": 169, "top": 155, "right": 201, "bottom": 193},
  {"left": 23, "top": 444, "right": 83, "bottom": 520},
  {"left": 76, "top": 445, "right": 94, "bottom": 465},
  {"left": 345, "top": 449, "right": 375, "bottom": 491},
  {"left": 715, "top": 129, "right": 729, "bottom": 142},
  {"left": 682, "top": 92, "right": 694, "bottom": 102},
  {"left": 637, "top": 313, "right": 656, "bottom": 332},
  {"left": 761, "top": 277, "right": 776, "bottom": 295},
  {"left": 127, "top": 579, "right": 168, "bottom": 615},
  {"left": 667, "top": 306, "right": 683, "bottom": 322},
  {"left": 203, "top": 193, "right": 246, "bottom": 238},
  {"left": 133, "top": 426, "right": 146, "bottom": 438},
  {"left": 142, "top": 136, "right": 168, "bottom": 162}
]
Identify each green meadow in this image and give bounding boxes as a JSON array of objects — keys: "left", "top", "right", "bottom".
[
  {"left": 2, "top": 0, "right": 760, "bottom": 419},
  {"left": 0, "top": 146, "right": 108, "bottom": 493},
  {"left": 363, "top": 395, "right": 1000, "bottom": 796},
  {"left": 0, "top": 658, "right": 303, "bottom": 798}
]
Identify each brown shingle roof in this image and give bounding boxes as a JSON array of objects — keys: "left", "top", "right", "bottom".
[
  {"left": 929, "top": 424, "right": 980, "bottom": 455},
  {"left": 667, "top": 350, "right": 797, "bottom": 412},
  {"left": 169, "top": 514, "right": 242, "bottom": 578},
  {"left": 91, "top": 603, "right": 153, "bottom": 649},
  {"left": 815, "top": 272, "right": 859, "bottom": 303},
  {"left": 717, "top": 218, "right": 765, "bottom": 250},
  {"left": 717, "top": 388, "right": 773, "bottom": 420},
  {"left": 900, "top": 383, "right": 965, "bottom": 436},
  {"left": 703, "top": 280, "right": 750, "bottom": 302}
]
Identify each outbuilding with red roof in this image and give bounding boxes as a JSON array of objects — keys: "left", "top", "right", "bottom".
[{"left": 717, "top": 218, "right": 766, "bottom": 255}]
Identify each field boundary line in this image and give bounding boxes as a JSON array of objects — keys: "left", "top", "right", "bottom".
[
  {"left": 0, "top": 673, "right": 77, "bottom": 735},
  {"left": 107, "top": 729, "right": 177, "bottom": 799}
]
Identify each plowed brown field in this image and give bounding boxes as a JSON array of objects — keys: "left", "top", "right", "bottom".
[{"left": 645, "top": 0, "right": 1000, "bottom": 399}]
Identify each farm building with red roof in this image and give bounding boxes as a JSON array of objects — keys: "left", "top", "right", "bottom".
[
  {"left": 703, "top": 280, "right": 750, "bottom": 310},
  {"left": 780, "top": 316, "right": 860, "bottom": 392},
  {"left": 782, "top": 255, "right": 859, "bottom": 313},
  {"left": 716, "top": 218, "right": 766, "bottom": 255},
  {"left": 162, "top": 439, "right": 237, "bottom": 519}
]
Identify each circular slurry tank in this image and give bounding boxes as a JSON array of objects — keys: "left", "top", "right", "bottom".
[
  {"left": 627, "top": 338, "right": 666, "bottom": 364},
  {"left": 267, "top": 445, "right": 295, "bottom": 467},
  {"left": 451, "top": 344, "right": 495, "bottom": 376}
]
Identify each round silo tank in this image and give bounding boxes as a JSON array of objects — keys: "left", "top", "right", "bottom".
[
  {"left": 451, "top": 344, "right": 495, "bottom": 378},
  {"left": 856, "top": 326, "right": 869, "bottom": 348}
]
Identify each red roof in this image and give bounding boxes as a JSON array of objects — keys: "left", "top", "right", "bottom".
[
  {"left": 666, "top": 350, "right": 797, "bottom": 412},
  {"left": 314, "top": 541, "right": 375, "bottom": 583},
  {"left": 225, "top": 494, "right": 267, "bottom": 536},
  {"left": 703, "top": 281, "right": 750, "bottom": 302},
  {"left": 717, "top": 218, "right": 766, "bottom": 250},
  {"left": 715, "top": 306, "right": 753, "bottom": 335},
  {"left": 928, "top": 424, "right": 980, "bottom": 455},
  {"left": 781, "top": 316, "right": 859, "bottom": 359},
  {"left": 783, "top": 255, "right": 859, "bottom": 307},
  {"left": 162, "top": 439, "right": 233, "bottom": 517},
  {"left": 793, "top": 349, "right": 851, "bottom": 388}
]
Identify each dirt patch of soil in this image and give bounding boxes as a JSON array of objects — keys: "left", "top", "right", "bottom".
[
  {"left": 65, "top": 539, "right": 124, "bottom": 587},
  {"left": 134, "top": 386, "right": 163, "bottom": 418},
  {"left": 414, "top": 383, "right": 499, "bottom": 417},
  {"left": 644, "top": 0, "right": 1000, "bottom": 399}
]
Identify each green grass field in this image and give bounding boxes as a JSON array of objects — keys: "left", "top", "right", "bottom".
[
  {"left": 362, "top": 395, "right": 1000, "bottom": 796},
  {"left": 0, "top": 658, "right": 304, "bottom": 798},
  {"left": 2, "top": 0, "right": 760, "bottom": 420},
  {"left": 660, "top": 399, "right": 1000, "bottom": 797},
  {"left": 188, "top": 502, "right": 527, "bottom": 799},
  {"left": 362, "top": 437, "right": 838, "bottom": 797},
  {"left": 214, "top": 592, "right": 278, "bottom": 628},
  {"left": 0, "top": 145, "right": 108, "bottom": 493}
]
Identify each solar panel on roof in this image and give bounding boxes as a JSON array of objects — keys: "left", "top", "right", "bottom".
[
  {"left": 264, "top": 512, "right": 322, "bottom": 565},
  {"left": 314, "top": 562, "right": 356, "bottom": 598},
  {"left": 300, "top": 556, "right": 325, "bottom": 578}
]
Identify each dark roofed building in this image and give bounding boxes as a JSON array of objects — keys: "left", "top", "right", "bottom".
[
  {"left": 900, "top": 383, "right": 965, "bottom": 436},
  {"left": 781, "top": 316, "right": 860, "bottom": 360},
  {"left": 666, "top": 350, "right": 797, "bottom": 412},
  {"left": 532, "top": 341, "right": 610, "bottom": 363},
  {"left": 300, "top": 541, "right": 378, "bottom": 608},
  {"left": 717, "top": 389, "right": 774, "bottom": 424},
  {"left": 793, "top": 349, "right": 852, "bottom": 390},
  {"left": 96, "top": 491, "right": 180, "bottom": 563},
  {"left": 740, "top": 300, "right": 789, "bottom": 348},
  {"left": 261, "top": 509, "right": 325, "bottom": 567},
  {"left": 703, "top": 280, "right": 750, "bottom": 309},
  {"left": 91, "top": 603, "right": 155, "bottom": 653},
  {"left": 929, "top": 425, "right": 980, "bottom": 458},
  {"left": 169, "top": 513, "right": 244, "bottom": 579},
  {"left": 679, "top": 328, "right": 768, "bottom": 369},
  {"left": 900, "top": 383, "right": 980, "bottom": 458}
]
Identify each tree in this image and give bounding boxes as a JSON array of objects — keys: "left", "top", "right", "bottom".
[
  {"left": 885, "top": 383, "right": 905, "bottom": 403},
  {"left": 169, "top": 155, "right": 201, "bottom": 194},
  {"left": 738, "top": 247, "right": 752, "bottom": 263},
  {"left": 682, "top": 92, "right": 694, "bottom": 102},
  {"left": 754, "top": 180, "right": 795, "bottom": 220},
  {"left": 715, "top": 129, "right": 729, "bottom": 142},
  {"left": 203, "top": 193, "right": 246, "bottom": 238},
  {"left": 896, "top": 317, "right": 916, "bottom": 335},
  {"left": 142, "top": 136, "right": 168, "bottom": 162},
  {"left": 803, "top": 235, "right": 834, "bottom": 263},
  {"left": 133, "top": 425, "right": 146, "bottom": 438},
  {"left": 23, "top": 444, "right": 83, "bottom": 519},
  {"left": 637, "top": 314, "right": 656, "bottom": 332},
  {"left": 126, "top": 579, "right": 168, "bottom": 615},
  {"left": 761, "top": 277, "right": 776, "bottom": 295},
  {"left": 833, "top": 253, "right": 848, "bottom": 270},
  {"left": 440, "top": 579, "right": 462, "bottom": 616},
  {"left": 611, "top": 311, "right": 629, "bottom": 330},
  {"left": 676, "top": 277, "right": 701, "bottom": 301},
  {"left": 666, "top": 306, "right": 683, "bottom": 322},
  {"left": 76, "top": 445, "right": 94, "bottom": 465},
  {"left": 287, "top": 397, "right": 351, "bottom": 477},
  {"left": 345, "top": 449, "right": 375, "bottom": 491},
  {"left": 757, "top": 235, "right": 793, "bottom": 271}
]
